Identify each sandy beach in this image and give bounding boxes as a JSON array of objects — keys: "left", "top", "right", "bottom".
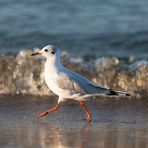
[{"left": 0, "top": 95, "right": 147, "bottom": 148}]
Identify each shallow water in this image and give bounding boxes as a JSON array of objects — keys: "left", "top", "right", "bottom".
[{"left": 0, "top": 95, "right": 148, "bottom": 148}]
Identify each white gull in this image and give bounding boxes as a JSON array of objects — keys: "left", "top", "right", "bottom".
[{"left": 31, "top": 45, "right": 130, "bottom": 122}]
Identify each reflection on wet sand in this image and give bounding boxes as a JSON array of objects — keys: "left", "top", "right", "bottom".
[
  {"left": 17, "top": 122, "right": 147, "bottom": 148},
  {"left": 0, "top": 95, "right": 148, "bottom": 148},
  {"left": 0, "top": 118, "right": 148, "bottom": 148}
]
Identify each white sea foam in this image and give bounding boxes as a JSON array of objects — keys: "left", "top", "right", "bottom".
[{"left": 0, "top": 49, "right": 148, "bottom": 97}]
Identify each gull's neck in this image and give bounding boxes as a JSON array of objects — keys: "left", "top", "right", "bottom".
[{"left": 45, "top": 56, "right": 63, "bottom": 72}]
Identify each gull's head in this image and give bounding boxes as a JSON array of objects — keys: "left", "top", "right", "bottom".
[{"left": 31, "top": 45, "right": 60, "bottom": 59}]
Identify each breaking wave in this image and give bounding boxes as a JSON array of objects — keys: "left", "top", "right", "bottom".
[{"left": 0, "top": 49, "right": 148, "bottom": 98}]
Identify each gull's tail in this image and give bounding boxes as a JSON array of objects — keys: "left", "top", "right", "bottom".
[
  {"left": 108, "top": 89, "right": 130, "bottom": 96},
  {"left": 87, "top": 83, "right": 130, "bottom": 96}
]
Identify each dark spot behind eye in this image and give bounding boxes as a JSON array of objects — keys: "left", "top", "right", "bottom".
[
  {"left": 51, "top": 47, "right": 56, "bottom": 54},
  {"left": 51, "top": 51, "right": 55, "bottom": 54},
  {"left": 44, "top": 49, "right": 48, "bottom": 52}
]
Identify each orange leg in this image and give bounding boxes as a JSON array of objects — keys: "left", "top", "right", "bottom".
[
  {"left": 79, "top": 101, "right": 91, "bottom": 122},
  {"left": 37, "top": 104, "right": 60, "bottom": 117}
]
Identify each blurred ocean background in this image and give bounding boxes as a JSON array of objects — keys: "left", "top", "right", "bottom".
[
  {"left": 0, "top": 0, "right": 148, "bottom": 57},
  {"left": 0, "top": 0, "right": 148, "bottom": 95}
]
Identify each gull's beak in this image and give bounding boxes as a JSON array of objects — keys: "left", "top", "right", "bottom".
[{"left": 31, "top": 51, "right": 42, "bottom": 56}]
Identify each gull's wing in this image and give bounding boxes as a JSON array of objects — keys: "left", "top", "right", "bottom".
[{"left": 56, "top": 68, "right": 109, "bottom": 95}]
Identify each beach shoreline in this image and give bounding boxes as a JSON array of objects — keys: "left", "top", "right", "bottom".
[{"left": 0, "top": 95, "right": 148, "bottom": 147}]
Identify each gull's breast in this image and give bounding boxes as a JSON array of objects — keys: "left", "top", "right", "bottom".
[
  {"left": 44, "top": 71, "right": 73, "bottom": 98},
  {"left": 44, "top": 71, "right": 60, "bottom": 95}
]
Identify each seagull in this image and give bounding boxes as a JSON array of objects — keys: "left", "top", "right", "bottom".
[{"left": 31, "top": 45, "right": 130, "bottom": 122}]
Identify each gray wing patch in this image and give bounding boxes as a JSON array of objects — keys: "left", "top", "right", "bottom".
[
  {"left": 65, "top": 69, "right": 109, "bottom": 94},
  {"left": 56, "top": 73, "right": 85, "bottom": 94},
  {"left": 88, "top": 83, "right": 109, "bottom": 94},
  {"left": 57, "top": 69, "right": 109, "bottom": 95}
]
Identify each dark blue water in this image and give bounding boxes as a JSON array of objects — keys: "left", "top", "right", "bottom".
[{"left": 0, "top": 0, "right": 148, "bottom": 57}]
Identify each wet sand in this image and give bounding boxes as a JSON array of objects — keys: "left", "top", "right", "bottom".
[{"left": 0, "top": 95, "right": 148, "bottom": 148}]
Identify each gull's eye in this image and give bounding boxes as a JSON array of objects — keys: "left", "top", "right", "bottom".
[{"left": 44, "top": 49, "right": 48, "bottom": 52}]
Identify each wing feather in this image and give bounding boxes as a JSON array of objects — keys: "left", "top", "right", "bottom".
[
  {"left": 56, "top": 69, "right": 109, "bottom": 95},
  {"left": 56, "top": 72, "right": 85, "bottom": 94}
]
